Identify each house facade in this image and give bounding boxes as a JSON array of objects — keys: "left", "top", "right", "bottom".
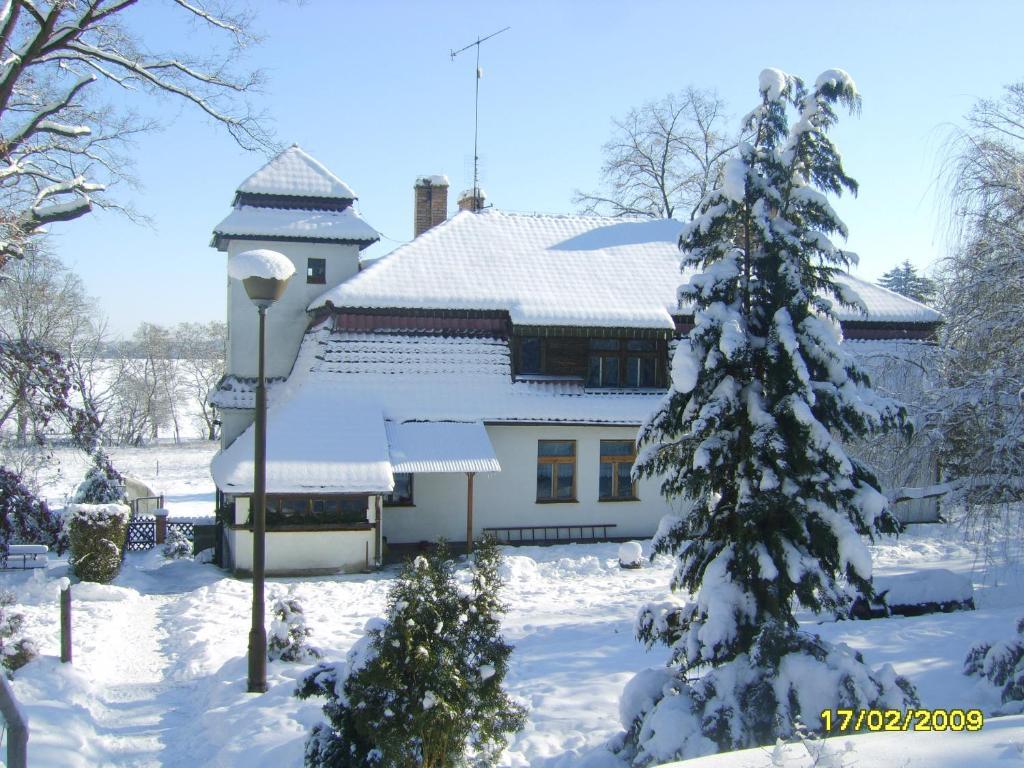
[{"left": 209, "top": 147, "right": 941, "bottom": 575}]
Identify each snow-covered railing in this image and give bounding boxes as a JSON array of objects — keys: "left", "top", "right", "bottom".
[{"left": 0, "top": 672, "right": 28, "bottom": 767}]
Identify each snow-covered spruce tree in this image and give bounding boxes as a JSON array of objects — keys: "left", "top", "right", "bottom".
[
  {"left": 623, "top": 69, "right": 918, "bottom": 763},
  {"left": 268, "top": 596, "right": 321, "bottom": 663},
  {"left": 72, "top": 452, "right": 126, "bottom": 505},
  {"left": 296, "top": 539, "right": 526, "bottom": 767}
]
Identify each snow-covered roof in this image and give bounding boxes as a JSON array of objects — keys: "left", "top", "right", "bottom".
[
  {"left": 213, "top": 205, "right": 379, "bottom": 247},
  {"left": 306, "top": 328, "right": 661, "bottom": 424},
  {"left": 211, "top": 379, "right": 393, "bottom": 494},
  {"left": 385, "top": 421, "right": 500, "bottom": 474},
  {"left": 237, "top": 145, "right": 357, "bottom": 199},
  {"left": 208, "top": 376, "right": 285, "bottom": 410},
  {"left": 310, "top": 210, "right": 941, "bottom": 327}
]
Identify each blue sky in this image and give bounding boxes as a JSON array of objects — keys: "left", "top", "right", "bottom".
[{"left": 47, "top": 0, "right": 1024, "bottom": 336}]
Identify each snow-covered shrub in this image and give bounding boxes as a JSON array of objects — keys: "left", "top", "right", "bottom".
[
  {"left": 619, "top": 541, "right": 644, "bottom": 569},
  {"left": 268, "top": 596, "right": 320, "bottom": 663},
  {"left": 0, "top": 591, "right": 37, "bottom": 674},
  {"left": 162, "top": 527, "right": 191, "bottom": 560},
  {"left": 964, "top": 617, "right": 1024, "bottom": 712},
  {"left": 0, "top": 466, "right": 65, "bottom": 552},
  {"left": 72, "top": 453, "right": 125, "bottom": 505},
  {"left": 67, "top": 503, "right": 129, "bottom": 583},
  {"left": 621, "top": 621, "right": 917, "bottom": 763},
  {"left": 296, "top": 538, "right": 526, "bottom": 768}
]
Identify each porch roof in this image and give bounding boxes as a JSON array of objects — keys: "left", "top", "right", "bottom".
[
  {"left": 211, "top": 384, "right": 394, "bottom": 495},
  {"left": 386, "top": 421, "right": 500, "bottom": 474}
]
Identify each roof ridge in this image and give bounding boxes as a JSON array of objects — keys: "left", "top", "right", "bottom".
[{"left": 237, "top": 145, "right": 358, "bottom": 200}]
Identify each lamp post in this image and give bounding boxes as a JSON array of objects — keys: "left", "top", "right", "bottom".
[{"left": 228, "top": 249, "right": 293, "bottom": 694}]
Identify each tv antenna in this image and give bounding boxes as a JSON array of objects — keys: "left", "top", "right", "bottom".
[{"left": 450, "top": 26, "right": 510, "bottom": 211}]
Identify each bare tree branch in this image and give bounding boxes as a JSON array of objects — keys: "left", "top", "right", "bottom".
[{"left": 0, "top": 0, "right": 277, "bottom": 265}]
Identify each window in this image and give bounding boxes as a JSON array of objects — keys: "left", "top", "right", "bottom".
[
  {"left": 306, "top": 257, "right": 326, "bottom": 284},
  {"left": 600, "top": 440, "right": 638, "bottom": 500},
  {"left": 587, "top": 338, "right": 661, "bottom": 388},
  {"left": 537, "top": 440, "right": 576, "bottom": 502},
  {"left": 518, "top": 337, "right": 542, "bottom": 374},
  {"left": 263, "top": 495, "right": 368, "bottom": 526},
  {"left": 625, "top": 340, "right": 659, "bottom": 388},
  {"left": 587, "top": 339, "right": 620, "bottom": 387},
  {"left": 383, "top": 473, "right": 414, "bottom": 506}
]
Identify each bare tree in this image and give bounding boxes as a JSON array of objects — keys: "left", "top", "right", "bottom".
[
  {"left": 574, "top": 87, "right": 736, "bottom": 220},
  {"left": 0, "top": 0, "right": 274, "bottom": 265},
  {"left": 0, "top": 241, "right": 97, "bottom": 443},
  {"left": 937, "top": 82, "right": 1024, "bottom": 542},
  {"left": 173, "top": 320, "right": 225, "bottom": 441}
]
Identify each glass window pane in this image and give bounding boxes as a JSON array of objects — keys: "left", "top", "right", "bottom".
[
  {"left": 599, "top": 462, "right": 613, "bottom": 498},
  {"left": 556, "top": 463, "right": 575, "bottom": 499},
  {"left": 519, "top": 337, "right": 541, "bottom": 373},
  {"left": 640, "top": 356, "right": 657, "bottom": 387},
  {"left": 339, "top": 497, "right": 366, "bottom": 522},
  {"left": 603, "top": 356, "right": 619, "bottom": 387},
  {"left": 307, "top": 257, "right": 326, "bottom": 284},
  {"left": 601, "top": 440, "right": 635, "bottom": 457},
  {"left": 537, "top": 462, "right": 553, "bottom": 499},
  {"left": 587, "top": 356, "right": 601, "bottom": 387},
  {"left": 589, "top": 338, "right": 620, "bottom": 351},
  {"left": 626, "top": 357, "right": 640, "bottom": 387},
  {"left": 617, "top": 463, "right": 635, "bottom": 498},
  {"left": 539, "top": 440, "right": 574, "bottom": 457},
  {"left": 280, "top": 497, "right": 306, "bottom": 516}
]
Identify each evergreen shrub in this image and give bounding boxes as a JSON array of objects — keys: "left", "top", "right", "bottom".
[
  {"left": 0, "top": 591, "right": 36, "bottom": 674},
  {"left": 964, "top": 617, "right": 1024, "bottom": 712},
  {"left": 67, "top": 503, "right": 129, "bottom": 583},
  {"left": 297, "top": 538, "right": 526, "bottom": 768}
]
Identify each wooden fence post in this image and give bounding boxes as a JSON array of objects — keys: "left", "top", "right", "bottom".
[{"left": 60, "top": 583, "right": 71, "bottom": 664}]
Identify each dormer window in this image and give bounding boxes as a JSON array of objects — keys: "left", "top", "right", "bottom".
[
  {"left": 307, "top": 257, "right": 326, "bottom": 284},
  {"left": 513, "top": 333, "right": 666, "bottom": 389}
]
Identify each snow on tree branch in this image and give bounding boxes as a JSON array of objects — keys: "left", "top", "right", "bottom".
[{"left": 0, "top": 0, "right": 275, "bottom": 266}]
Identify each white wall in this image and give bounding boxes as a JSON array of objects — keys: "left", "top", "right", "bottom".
[
  {"left": 225, "top": 238, "right": 361, "bottom": 380},
  {"left": 226, "top": 495, "right": 378, "bottom": 575},
  {"left": 382, "top": 424, "right": 689, "bottom": 544}
]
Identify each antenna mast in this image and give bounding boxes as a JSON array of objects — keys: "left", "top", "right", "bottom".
[{"left": 450, "top": 26, "right": 510, "bottom": 212}]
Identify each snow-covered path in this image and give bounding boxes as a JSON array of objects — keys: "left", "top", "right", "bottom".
[{"left": 3, "top": 527, "right": 1024, "bottom": 767}]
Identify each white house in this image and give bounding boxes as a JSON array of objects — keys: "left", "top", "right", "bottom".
[{"left": 209, "top": 147, "right": 941, "bottom": 576}]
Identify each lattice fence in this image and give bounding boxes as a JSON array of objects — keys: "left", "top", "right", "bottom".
[
  {"left": 124, "top": 520, "right": 195, "bottom": 552},
  {"left": 125, "top": 520, "right": 156, "bottom": 552}
]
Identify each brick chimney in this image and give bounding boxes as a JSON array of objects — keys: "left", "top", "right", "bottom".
[
  {"left": 457, "top": 187, "right": 486, "bottom": 212},
  {"left": 414, "top": 176, "right": 449, "bottom": 237}
]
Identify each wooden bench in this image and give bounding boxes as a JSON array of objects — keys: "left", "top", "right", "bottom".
[
  {"left": 2, "top": 545, "right": 48, "bottom": 570},
  {"left": 482, "top": 524, "right": 617, "bottom": 545}
]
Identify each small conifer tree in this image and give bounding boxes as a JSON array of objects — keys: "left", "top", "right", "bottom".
[
  {"left": 162, "top": 527, "right": 192, "bottom": 560},
  {"left": 297, "top": 538, "right": 526, "bottom": 767},
  {"left": 268, "top": 596, "right": 321, "bottom": 663},
  {"left": 623, "top": 69, "right": 917, "bottom": 762},
  {"left": 72, "top": 452, "right": 126, "bottom": 505}
]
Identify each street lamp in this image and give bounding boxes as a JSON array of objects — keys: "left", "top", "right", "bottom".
[{"left": 228, "top": 248, "right": 294, "bottom": 694}]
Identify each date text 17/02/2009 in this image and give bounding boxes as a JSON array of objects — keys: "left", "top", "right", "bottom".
[{"left": 819, "top": 708, "right": 984, "bottom": 733}]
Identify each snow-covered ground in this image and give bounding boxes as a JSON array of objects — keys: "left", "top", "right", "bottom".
[
  {"left": 3, "top": 441, "right": 1024, "bottom": 766},
  {"left": 36, "top": 441, "right": 218, "bottom": 519}
]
